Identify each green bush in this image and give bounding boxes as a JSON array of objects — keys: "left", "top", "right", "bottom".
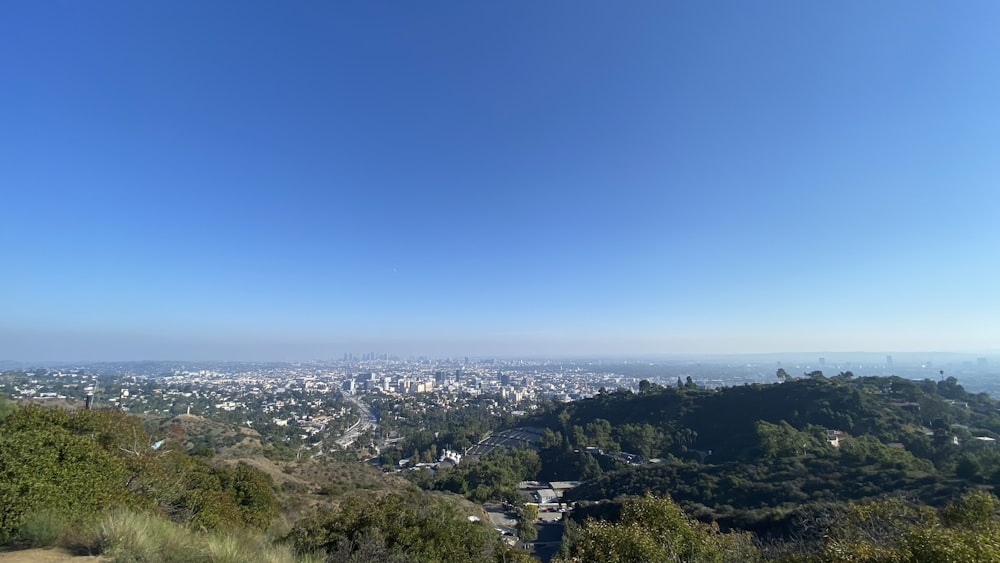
[
  {"left": 562, "top": 495, "right": 761, "bottom": 563},
  {"left": 0, "top": 410, "right": 135, "bottom": 540}
]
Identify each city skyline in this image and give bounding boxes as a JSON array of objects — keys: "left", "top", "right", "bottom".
[{"left": 3, "top": 3, "right": 999, "bottom": 361}]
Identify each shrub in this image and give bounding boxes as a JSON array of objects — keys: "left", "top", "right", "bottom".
[
  {"left": 564, "top": 495, "right": 761, "bottom": 563},
  {"left": 16, "top": 510, "right": 68, "bottom": 547},
  {"left": 0, "top": 411, "right": 134, "bottom": 540}
]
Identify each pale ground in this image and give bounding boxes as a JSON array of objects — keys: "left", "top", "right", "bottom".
[{"left": 0, "top": 549, "right": 101, "bottom": 562}]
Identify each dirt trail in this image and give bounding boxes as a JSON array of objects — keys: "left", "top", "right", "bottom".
[{"left": 0, "top": 548, "right": 100, "bottom": 562}]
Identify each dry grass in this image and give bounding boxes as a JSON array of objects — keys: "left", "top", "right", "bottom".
[
  {"left": 86, "top": 510, "right": 319, "bottom": 563},
  {"left": 15, "top": 512, "right": 68, "bottom": 548},
  {"left": 93, "top": 510, "right": 201, "bottom": 562}
]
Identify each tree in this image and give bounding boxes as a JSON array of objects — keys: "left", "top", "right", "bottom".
[
  {"left": 558, "top": 409, "right": 572, "bottom": 433},
  {"left": 776, "top": 368, "right": 790, "bottom": 382},
  {"left": 225, "top": 462, "right": 278, "bottom": 530},
  {"left": 517, "top": 504, "right": 538, "bottom": 542},
  {"left": 0, "top": 396, "right": 15, "bottom": 422},
  {"left": 616, "top": 423, "right": 661, "bottom": 459},
  {"left": 585, "top": 419, "right": 614, "bottom": 450},
  {"left": 956, "top": 454, "right": 983, "bottom": 480},
  {"left": 638, "top": 380, "right": 661, "bottom": 394},
  {"left": 539, "top": 428, "right": 563, "bottom": 449},
  {"left": 755, "top": 420, "right": 818, "bottom": 459},
  {"left": 437, "top": 472, "right": 469, "bottom": 495}
]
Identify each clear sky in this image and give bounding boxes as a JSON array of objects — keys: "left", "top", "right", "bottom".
[{"left": 2, "top": 2, "right": 999, "bottom": 361}]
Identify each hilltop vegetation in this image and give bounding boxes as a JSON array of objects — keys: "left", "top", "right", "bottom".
[
  {"left": 519, "top": 374, "right": 1000, "bottom": 492},
  {"left": 527, "top": 373, "right": 999, "bottom": 465}
]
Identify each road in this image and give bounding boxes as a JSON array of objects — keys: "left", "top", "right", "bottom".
[
  {"left": 334, "top": 391, "right": 378, "bottom": 448},
  {"left": 531, "top": 519, "right": 563, "bottom": 562},
  {"left": 484, "top": 504, "right": 563, "bottom": 562}
]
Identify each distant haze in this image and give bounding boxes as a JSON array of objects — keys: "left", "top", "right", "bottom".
[{"left": 1, "top": 325, "right": 996, "bottom": 364}]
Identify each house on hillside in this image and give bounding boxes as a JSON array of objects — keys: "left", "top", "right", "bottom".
[{"left": 827, "top": 430, "right": 846, "bottom": 448}]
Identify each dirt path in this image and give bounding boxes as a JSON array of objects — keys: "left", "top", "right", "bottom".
[{"left": 0, "top": 548, "right": 101, "bottom": 562}]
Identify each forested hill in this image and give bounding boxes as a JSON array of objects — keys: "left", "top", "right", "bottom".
[
  {"left": 511, "top": 373, "right": 1000, "bottom": 551},
  {"left": 524, "top": 374, "right": 1000, "bottom": 465}
]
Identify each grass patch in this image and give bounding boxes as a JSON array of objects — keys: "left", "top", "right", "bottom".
[
  {"left": 84, "top": 509, "right": 319, "bottom": 563},
  {"left": 205, "top": 531, "right": 311, "bottom": 563},
  {"left": 16, "top": 510, "right": 68, "bottom": 548},
  {"left": 94, "top": 510, "right": 202, "bottom": 562}
]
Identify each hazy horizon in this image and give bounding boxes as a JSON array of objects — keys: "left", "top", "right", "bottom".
[
  {"left": 3, "top": 3, "right": 999, "bottom": 362},
  {"left": 0, "top": 332, "right": 1000, "bottom": 366}
]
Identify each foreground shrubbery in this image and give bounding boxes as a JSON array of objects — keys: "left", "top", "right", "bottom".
[
  {"left": 818, "top": 490, "right": 1000, "bottom": 563},
  {"left": 287, "top": 490, "right": 535, "bottom": 563},
  {"left": 0, "top": 399, "right": 537, "bottom": 562},
  {"left": 0, "top": 402, "right": 278, "bottom": 543},
  {"left": 8, "top": 496, "right": 527, "bottom": 563},
  {"left": 12, "top": 508, "right": 317, "bottom": 563},
  {"left": 12, "top": 491, "right": 999, "bottom": 563},
  {"left": 92, "top": 509, "right": 313, "bottom": 563},
  {"left": 556, "top": 491, "right": 1000, "bottom": 563},
  {"left": 0, "top": 406, "right": 137, "bottom": 542},
  {"left": 0, "top": 396, "right": 298, "bottom": 560},
  {"left": 557, "top": 495, "right": 760, "bottom": 563}
]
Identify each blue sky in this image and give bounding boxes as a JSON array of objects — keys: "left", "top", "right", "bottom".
[{"left": 2, "top": 2, "right": 999, "bottom": 360}]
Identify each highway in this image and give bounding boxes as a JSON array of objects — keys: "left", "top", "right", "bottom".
[{"left": 334, "top": 391, "right": 378, "bottom": 448}]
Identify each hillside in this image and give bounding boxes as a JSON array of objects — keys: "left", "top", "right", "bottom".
[
  {"left": 526, "top": 374, "right": 1000, "bottom": 464},
  {"left": 0, "top": 396, "right": 532, "bottom": 563},
  {"left": 504, "top": 374, "right": 1000, "bottom": 543}
]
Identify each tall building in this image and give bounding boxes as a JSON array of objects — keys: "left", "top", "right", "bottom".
[{"left": 886, "top": 355, "right": 893, "bottom": 369}]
